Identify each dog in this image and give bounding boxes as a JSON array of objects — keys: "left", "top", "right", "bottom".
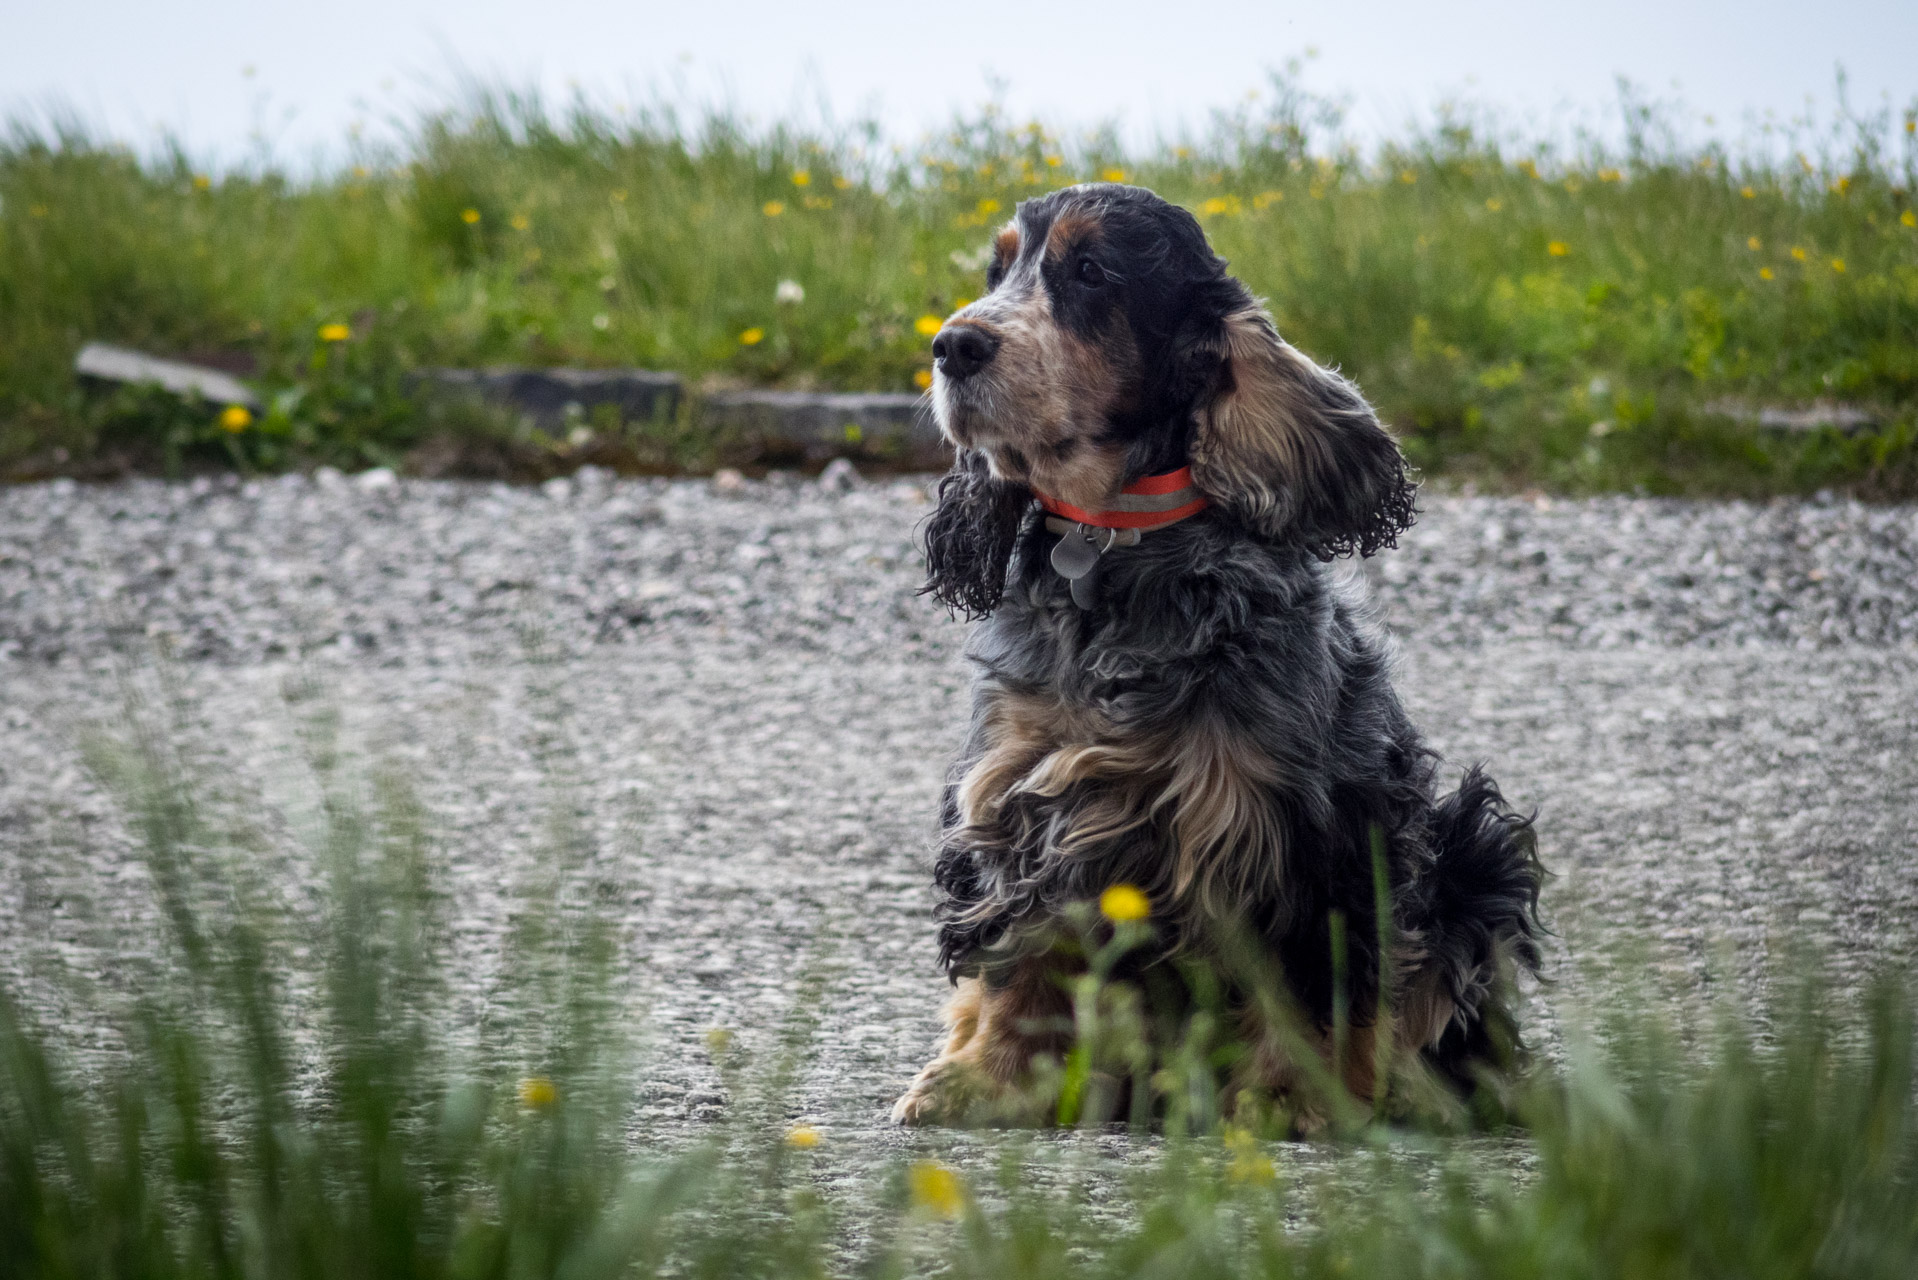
[{"left": 891, "top": 183, "right": 1543, "bottom": 1128}]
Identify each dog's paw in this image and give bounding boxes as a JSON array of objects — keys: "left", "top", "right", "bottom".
[{"left": 891, "top": 1059, "right": 987, "bottom": 1126}]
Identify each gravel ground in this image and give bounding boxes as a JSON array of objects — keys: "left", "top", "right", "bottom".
[{"left": 2, "top": 469, "right": 1916, "bottom": 1168}]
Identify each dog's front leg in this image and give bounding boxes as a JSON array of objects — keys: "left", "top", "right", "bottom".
[{"left": 892, "top": 958, "right": 1072, "bottom": 1126}]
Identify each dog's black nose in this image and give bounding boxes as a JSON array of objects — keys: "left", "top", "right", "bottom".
[{"left": 932, "top": 324, "right": 998, "bottom": 380}]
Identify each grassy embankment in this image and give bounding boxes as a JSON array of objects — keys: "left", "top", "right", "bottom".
[
  {"left": 2, "top": 79, "right": 1916, "bottom": 491},
  {"left": 2, "top": 680, "right": 1916, "bottom": 1278}
]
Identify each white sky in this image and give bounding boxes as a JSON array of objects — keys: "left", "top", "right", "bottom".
[{"left": 3, "top": 0, "right": 1914, "bottom": 169}]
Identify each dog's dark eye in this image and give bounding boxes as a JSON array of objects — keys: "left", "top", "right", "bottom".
[{"left": 1076, "top": 257, "right": 1107, "bottom": 287}]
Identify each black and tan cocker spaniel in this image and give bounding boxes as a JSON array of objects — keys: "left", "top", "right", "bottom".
[{"left": 893, "top": 182, "right": 1543, "bottom": 1128}]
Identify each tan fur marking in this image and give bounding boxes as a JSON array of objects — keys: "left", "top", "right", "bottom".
[
  {"left": 1188, "top": 306, "right": 1340, "bottom": 529},
  {"left": 992, "top": 224, "right": 1020, "bottom": 270}
]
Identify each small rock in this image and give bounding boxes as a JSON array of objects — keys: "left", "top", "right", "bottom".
[
  {"left": 818, "top": 458, "right": 862, "bottom": 493},
  {"left": 356, "top": 467, "right": 397, "bottom": 492},
  {"left": 712, "top": 468, "right": 747, "bottom": 494},
  {"left": 542, "top": 476, "right": 574, "bottom": 501}
]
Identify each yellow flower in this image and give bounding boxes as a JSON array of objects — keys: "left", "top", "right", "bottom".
[
  {"left": 1398, "top": 169, "right": 1416, "bottom": 184},
  {"left": 1759, "top": 267, "right": 1775, "bottom": 280},
  {"left": 914, "top": 314, "right": 944, "bottom": 336},
  {"left": 762, "top": 200, "right": 785, "bottom": 217},
  {"left": 1909, "top": 119, "right": 1917, "bottom": 135},
  {"left": 218, "top": 404, "right": 252, "bottom": 432},
  {"left": 1903, "top": 210, "right": 1917, "bottom": 228},
  {"left": 192, "top": 174, "right": 211, "bottom": 191},
  {"left": 908, "top": 1161, "right": 966, "bottom": 1217},
  {"left": 509, "top": 213, "right": 530, "bottom": 231},
  {"left": 1518, "top": 159, "right": 1538, "bottom": 179},
  {"left": 1044, "top": 154, "right": 1063, "bottom": 167},
  {"left": 1790, "top": 246, "right": 1807, "bottom": 261},
  {"left": 1252, "top": 190, "right": 1284, "bottom": 210},
  {"left": 1200, "top": 195, "right": 1242, "bottom": 217},
  {"left": 460, "top": 207, "right": 481, "bottom": 224},
  {"left": 1598, "top": 167, "right": 1622, "bottom": 183},
  {"left": 953, "top": 297, "right": 973, "bottom": 310},
  {"left": 611, "top": 189, "right": 628, "bottom": 203},
  {"left": 1101, "top": 167, "right": 1127, "bottom": 183},
  {"left": 1741, "top": 185, "right": 1756, "bottom": 199},
  {"left": 1485, "top": 198, "right": 1503, "bottom": 212},
  {"left": 318, "top": 323, "right": 351, "bottom": 342},
  {"left": 786, "top": 1125, "right": 820, "bottom": 1148},
  {"left": 792, "top": 169, "right": 811, "bottom": 186},
  {"left": 1100, "top": 883, "right": 1150, "bottom": 923},
  {"left": 1747, "top": 236, "right": 1762, "bottom": 250},
  {"left": 517, "top": 1076, "right": 557, "bottom": 1108},
  {"left": 1830, "top": 258, "right": 1845, "bottom": 273},
  {"left": 738, "top": 327, "right": 765, "bottom": 346},
  {"left": 976, "top": 198, "right": 1000, "bottom": 215},
  {"left": 1547, "top": 241, "right": 1569, "bottom": 257},
  {"left": 1832, "top": 176, "right": 1850, "bottom": 195},
  {"left": 833, "top": 175, "right": 851, "bottom": 190},
  {"left": 914, "top": 369, "right": 933, "bottom": 390}
]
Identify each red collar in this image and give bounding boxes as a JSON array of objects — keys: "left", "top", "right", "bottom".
[{"left": 1032, "top": 466, "right": 1208, "bottom": 531}]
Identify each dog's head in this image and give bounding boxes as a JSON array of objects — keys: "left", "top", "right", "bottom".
[{"left": 922, "top": 183, "right": 1416, "bottom": 618}]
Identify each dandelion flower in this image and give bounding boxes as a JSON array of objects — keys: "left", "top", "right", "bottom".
[
  {"left": 192, "top": 174, "right": 211, "bottom": 191},
  {"left": 1598, "top": 167, "right": 1622, "bottom": 183},
  {"left": 1747, "top": 236, "right": 1762, "bottom": 250},
  {"left": 977, "top": 198, "right": 1000, "bottom": 215},
  {"left": 1044, "top": 154, "right": 1063, "bottom": 167},
  {"left": 318, "top": 323, "right": 351, "bottom": 342},
  {"left": 914, "top": 314, "right": 943, "bottom": 336},
  {"left": 792, "top": 169, "right": 811, "bottom": 187},
  {"left": 1101, "top": 167, "right": 1127, "bottom": 183},
  {"left": 786, "top": 1125, "right": 820, "bottom": 1148},
  {"left": 914, "top": 369, "right": 933, "bottom": 390},
  {"left": 1547, "top": 241, "right": 1569, "bottom": 257},
  {"left": 738, "top": 327, "right": 765, "bottom": 346},
  {"left": 1759, "top": 267, "right": 1775, "bottom": 280},
  {"left": 1399, "top": 169, "right": 1416, "bottom": 184},
  {"left": 1903, "top": 210, "right": 1917, "bottom": 228},
  {"left": 1833, "top": 177, "right": 1850, "bottom": 195},
  {"left": 1741, "top": 185, "right": 1756, "bottom": 199},
  {"left": 218, "top": 405, "right": 252, "bottom": 432},
  {"left": 1100, "top": 883, "right": 1150, "bottom": 923},
  {"left": 762, "top": 200, "right": 785, "bottom": 217},
  {"left": 833, "top": 175, "right": 851, "bottom": 190},
  {"left": 517, "top": 1076, "right": 557, "bottom": 1108},
  {"left": 1830, "top": 258, "right": 1845, "bottom": 273},
  {"left": 1485, "top": 198, "right": 1503, "bottom": 212},
  {"left": 1790, "top": 246, "right": 1807, "bottom": 261},
  {"left": 775, "top": 279, "right": 805, "bottom": 305},
  {"left": 510, "top": 213, "right": 530, "bottom": 231},
  {"left": 460, "top": 208, "right": 481, "bottom": 224},
  {"left": 908, "top": 1161, "right": 966, "bottom": 1218}
]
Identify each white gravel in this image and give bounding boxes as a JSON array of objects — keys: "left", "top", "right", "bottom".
[{"left": 2, "top": 469, "right": 1915, "bottom": 1157}]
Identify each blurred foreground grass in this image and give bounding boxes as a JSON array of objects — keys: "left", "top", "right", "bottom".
[
  {"left": 2, "top": 75, "right": 1918, "bottom": 491},
  {"left": 2, "top": 677, "right": 1915, "bottom": 1279}
]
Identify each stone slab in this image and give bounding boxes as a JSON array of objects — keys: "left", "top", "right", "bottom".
[
  {"left": 413, "top": 366, "right": 682, "bottom": 429},
  {"left": 700, "top": 390, "right": 947, "bottom": 467},
  {"left": 74, "top": 342, "right": 259, "bottom": 408}
]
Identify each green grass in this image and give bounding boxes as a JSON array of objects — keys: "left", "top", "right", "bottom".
[
  {"left": 3, "top": 75, "right": 1918, "bottom": 490},
  {"left": 3, "top": 677, "right": 1916, "bottom": 1278}
]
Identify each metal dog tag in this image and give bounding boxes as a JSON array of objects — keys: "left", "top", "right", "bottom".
[
  {"left": 1049, "top": 525, "right": 1105, "bottom": 581},
  {"left": 1069, "top": 563, "right": 1101, "bottom": 609}
]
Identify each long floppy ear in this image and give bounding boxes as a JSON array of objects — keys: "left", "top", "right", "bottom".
[
  {"left": 1188, "top": 301, "right": 1417, "bottom": 558},
  {"left": 919, "top": 448, "right": 1035, "bottom": 620}
]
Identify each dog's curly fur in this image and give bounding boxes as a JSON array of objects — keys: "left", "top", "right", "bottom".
[{"left": 893, "top": 183, "right": 1543, "bottom": 1127}]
